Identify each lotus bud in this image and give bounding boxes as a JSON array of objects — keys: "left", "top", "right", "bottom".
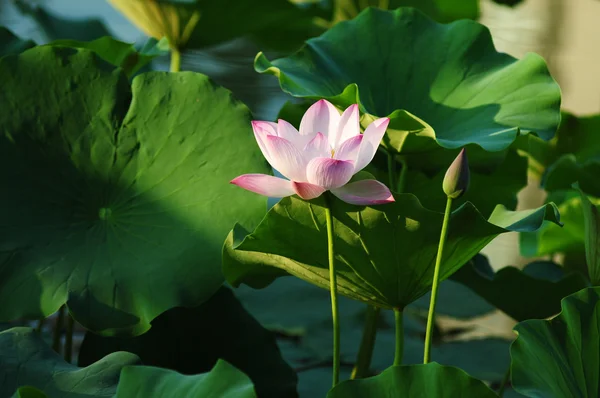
[{"left": 443, "top": 148, "right": 470, "bottom": 199}]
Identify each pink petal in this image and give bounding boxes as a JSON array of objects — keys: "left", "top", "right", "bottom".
[
  {"left": 355, "top": 118, "right": 390, "bottom": 172},
  {"left": 332, "top": 104, "right": 360, "bottom": 150},
  {"left": 264, "top": 135, "right": 307, "bottom": 182},
  {"left": 331, "top": 180, "right": 395, "bottom": 205},
  {"left": 299, "top": 99, "right": 341, "bottom": 139},
  {"left": 304, "top": 132, "right": 331, "bottom": 160},
  {"left": 231, "top": 174, "right": 295, "bottom": 198},
  {"left": 277, "top": 119, "right": 308, "bottom": 149},
  {"left": 306, "top": 157, "right": 355, "bottom": 190},
  {"left": 335, "top": 134, "right": 363, "bottom": 164},
  {"left": 251, "top": 121, "right": 279, "bottom": 164},
  {"left": 252, "top": 120, "right": 278, "bottom": 136},
  {"left": 292, "top": 181, "right": 326, "bottom": 200}
]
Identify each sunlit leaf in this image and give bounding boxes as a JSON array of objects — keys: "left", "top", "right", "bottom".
[
  {"left": 0, "top": 46, "right": 270, "bottom": 336},
  {"left": 256, "top": 8, "right": 561, "bottom": 154},
  {"left": 224, "top": 193, "right": 561, "bottom": 309}
]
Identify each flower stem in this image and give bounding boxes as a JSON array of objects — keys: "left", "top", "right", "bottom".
[
  {"left": 64, "top": 313, "right": 74, "bottom": 363},
  {"left": 393, "top": 309, "right": 404, "bottom": 366},
  {"left": 423, "top": 196, "right": 453, "bottom": 364},
  {"left": 397, "top": 158, "right": 408, "bottom": 194},
  {"left": 324, "top": 195, "right": 340, "bottom": 386},
  {"left": 350, "top": 306, "right": 380, "bottom": 379},
  {"left": 170, "top": 47, "right": 181, "bottom": 72},
  {"left": 387, "top": 152, "right": 397, "bottom": 191}
]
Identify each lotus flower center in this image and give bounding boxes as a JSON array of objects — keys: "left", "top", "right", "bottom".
[{"left": 98, "top": 207, "right": 112, "bottom": 221}]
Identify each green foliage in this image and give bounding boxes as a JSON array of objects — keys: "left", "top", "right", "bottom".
[
  {"left": 256, "top": 8, "right": 561, "bottom": 154},
  {"left": 511, "top": 287, "right": 600, "bottom": 397},
  {"left": 0, "top": 46, "right": 270, "bottom": 336},
  {"left": 327, "top": 363, "right": 497, "bottom": 397},
  {"left": 452, "top": 255, "right": 589, "bottom": 321},
  {"left": 518, "top": 112, "right": 600, "bottom": 196},
  {"left": 224, "top": 193, "right": 560, "bottom": 309},
  {"left": 0, "top": 327, "right": 140, "bottom": 397},
  {"left": 48, "top": 37, "right": 169, "bottom": 77},
  {"left": 114, "top": 360, "right": 257, "bottom": 398},
  {"left": 520, "top": 191, "right": 586, "bottom": 258},
  {"left": 79, "top": 287, "right": 298, "bottom": 397},
  {"left": 578, "top": 187, "right": 600, "bottom": 284}
]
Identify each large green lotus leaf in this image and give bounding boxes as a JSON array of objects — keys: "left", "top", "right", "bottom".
[
  {"left": 326, "top": 363, "right": 497, "bottom": 397},
  {"left": 0, "top": 27, "right": 35, "bottom": 57},
  {"left": 0, "top": 327, "right": 140, "bottom": 398},
  {"left": 223, "top": 193, "right": 561, "bottom": 309},
  {"left": 511, "top": 287, "right": 600, "bottom": 398},
  {"left": 78, "top": 287, "right": 297, "bottom": 397},
  {"left": 115, "top": 360, "right": 256, "bottom": 398},
  {"left": 48, "top": 37, "right": 169, "bottom": 77},
  {"left": 0, "top": 47, "right": 270, "bottom": 336},
  {"left": 255, "top": 7, "right": 561, "bottom": 154},
  {"left": 452, "top": 255, "right": 589, "bottom": 321}
]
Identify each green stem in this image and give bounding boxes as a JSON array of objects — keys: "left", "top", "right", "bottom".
[
  {"left": 64, "top": 314, "right": 74, "bottom": 363},
  {"left": 497, "top": 367, "right": 511, "bottom": 397},
  {"left": 324, "top": 195, "right": 340, "bottom": 386},
  {"left": 387, "top": 152, "right": 397, "bottom": 191},
  {"left": 170, "top": 47, "right": 181, "bottom": 72},
  {"left": 397, "top": 158, "right": 408, "bottom": 194},
  {"left": 350, "top": 306, "right": 380, "bottom": 379},
  {"left": 393, "top": 309, "right": 404, "bottom": 366},
  {"left": 52, "top": 306, "right": 65, "bottom": 353},
  {"left": 423, "top": 196, "right": 453, "bottom": 364}
]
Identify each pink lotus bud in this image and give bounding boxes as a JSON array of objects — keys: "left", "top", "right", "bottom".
[{"left": 443, "top": 148, "right": 470, "bottom": 199}]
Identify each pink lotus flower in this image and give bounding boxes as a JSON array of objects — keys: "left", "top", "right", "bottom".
[{"left": 231, "top": 99, "right": 394, "bottom": 205}]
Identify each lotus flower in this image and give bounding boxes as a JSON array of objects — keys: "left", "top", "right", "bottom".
[{"left": 231, "top": 100, "right": 394, "bottom": 205}]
